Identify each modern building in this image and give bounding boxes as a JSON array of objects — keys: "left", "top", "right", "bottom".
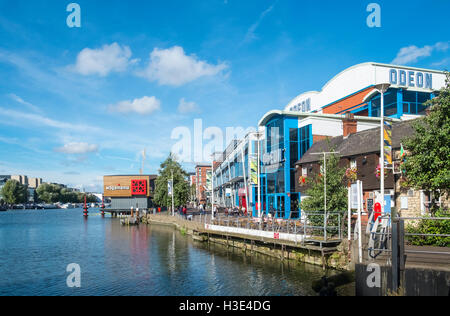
[
  {"left": 195, "top": 165, "right": 212, "bottom": 205},
  {"left": 103, "top": 175, "right": 157, "bottom": 210},
  {"left": 212, "top": 133, "right": 260, "bottom": 212},
  {"left": 28, "top": 178, "right": 43, "bottom": 189},
  {"left": 11, "top": 175, "right": 28, "bottom": 186},
  {"left": 213, "top": 62, "right": 446, "bottom": 219}
]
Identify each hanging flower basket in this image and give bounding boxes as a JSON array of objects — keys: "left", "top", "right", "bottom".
[
  {"left": 345, "top": 167, "right": 357, "bottom": 182},
  {"left": 298, "top": 176, "right": 307, "bottom": 186},
  {"left": 375, "top": 164, "right": 388, "bottom": 180}
]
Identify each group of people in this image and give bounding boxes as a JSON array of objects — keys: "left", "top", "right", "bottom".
[
  {"left": 223, "top": 206, "right": 247, "bottom": 217},
  {"left": 177, "top": 205, "right": 188, "bottom": 219}
]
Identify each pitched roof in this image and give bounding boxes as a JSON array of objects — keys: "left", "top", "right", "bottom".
[{"left": 298, "top": 119, "right": 416, "bottom": 164}]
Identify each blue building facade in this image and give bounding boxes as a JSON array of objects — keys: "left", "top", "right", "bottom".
[{"left": 254, "top": 115, "right": 312, "bottom": 219}]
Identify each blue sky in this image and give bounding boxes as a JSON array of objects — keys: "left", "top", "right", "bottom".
[{"left": 0, "top": 0, "right": 449, "bottom": 192}]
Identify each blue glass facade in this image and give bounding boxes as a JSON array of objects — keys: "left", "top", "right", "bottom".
[
  {"left": 254, "top": 115, "right": 312, "bottom": 219},
  {"left": 348, "top": 88, "right": 434, "bottom": 119}
]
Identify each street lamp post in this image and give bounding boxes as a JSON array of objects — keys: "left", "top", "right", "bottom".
[
  {"left": 374, "top": 83, "right": 391, "bottom": 213},
  {"left": 256, "top": 131, "right": 263, "bottom": 219},
  {"left": 171, "top": 169, "right": 175, "bottom": 216},
  {"left": 211, "top": 154, "right": 215, "bottom": 220}
]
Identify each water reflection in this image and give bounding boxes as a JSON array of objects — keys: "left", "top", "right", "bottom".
[{"left": 0, "top": 209, "right": 353, "bottom": 296}]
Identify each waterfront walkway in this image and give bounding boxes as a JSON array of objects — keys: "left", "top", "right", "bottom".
[{"left": 142, "top": 212, "right": 348, "bottom": 270}]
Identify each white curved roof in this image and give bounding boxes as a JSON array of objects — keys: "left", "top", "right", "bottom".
[{"left": 284, "top": 62, "right": 446, "bottom": 113}]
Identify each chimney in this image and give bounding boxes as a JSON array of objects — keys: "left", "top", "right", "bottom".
[{"left": 343, "top": 112, "right": 357, "bottom": 137}]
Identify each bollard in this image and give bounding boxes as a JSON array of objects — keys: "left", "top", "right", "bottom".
[{"left": 83, "top": 195, "right": 88, "bottom": 218}]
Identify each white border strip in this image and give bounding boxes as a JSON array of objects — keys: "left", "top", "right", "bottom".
[{"left": 205, "top": 224, "right": 306, "bottom": 243}]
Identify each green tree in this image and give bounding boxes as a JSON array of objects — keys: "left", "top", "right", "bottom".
[
  {"left": 403, "top": 72, "right": 450, "bottom": 212},
  {"left": 300, "top": 153, "right": 347, "bottom": 236},
  {"left": 0, "top": 180, "right": 27, "bottom": 205},
  {"left": 36, "top": 183, "right": 61, "bottom": 203},
  {"left": 154, "top": 154, "right": 190, "bottom": 209},
  {"left": 61, "top": 188, "right": 78, "bottom": 203}
]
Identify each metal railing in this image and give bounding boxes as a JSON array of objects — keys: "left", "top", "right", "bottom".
[
  {"left": 367, "top": 214, "right": 450, "bottom": 257},
  {"left": 302, "top": 211, "right": 343, "bottom": 242},
  {"left": 168, "top": 210, "right": 344, "bottom": 244}
]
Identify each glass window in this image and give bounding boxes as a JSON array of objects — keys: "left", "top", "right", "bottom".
[
  {"left": 289, "top": 128, "right": 298, "bottom": 143},
  {"left": 290, "top": 141, "right": 298, "bottom": 168},
  {"left": 417, "top": 92, "right": 430, "bottom": 104},
  {"left": 276, "top": 169, "right": 285, "bottom": 193},
  {"left": 290, "top": 172, "right": 296, "bottom": 192},
  {"left": 403, "top": 91, "right": 416, "bottom": 103},
  {"left": 384, "top": 90, "right": 397, "bottom": 106},
  {"left": 403, "top": 102, "right": 410, "bottom": 114},
  {"left": 267, "top": 173, "right": 276, "bottom": 194},
  {"left": 385, "top": 103, "right": 397, "bottom": 116}
]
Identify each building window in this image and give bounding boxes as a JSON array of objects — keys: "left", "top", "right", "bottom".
[
  {"left": 350, "top": 159, "right": 357, "bottom": 169},
  {"left": 302, "top": 167, "right": 307, "bottom": 177}
]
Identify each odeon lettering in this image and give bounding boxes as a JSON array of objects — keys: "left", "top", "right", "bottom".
[
  {"left": 389, "top": 68, "right": 432, "bottom": 89},
  {"left": 289, "top": 98, "right": 311, "bottom": 112}
]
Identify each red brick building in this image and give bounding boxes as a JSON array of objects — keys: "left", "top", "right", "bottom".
[{"left": 195, "top": 164, "right": 211, "bottom": 204}]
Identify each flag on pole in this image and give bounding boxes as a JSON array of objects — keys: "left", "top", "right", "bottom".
[
  {"left": 168, "top": 180, "right": 173, "bottom": 196},
  {"left": 250, "top": 156, "right": 258, "bottom": 185},
  {"left": 400, "top": 143, "right": 405, "bottom": 159},
  {"left": 384, "top": 121, "right": 392, "bottom": 165}
]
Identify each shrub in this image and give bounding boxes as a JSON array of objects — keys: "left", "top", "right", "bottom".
[{"left": 405, "top": 210, "right": 450, "bottom": 247}]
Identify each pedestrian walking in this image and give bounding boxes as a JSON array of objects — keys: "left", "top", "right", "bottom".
[{"left": 182, "top": 205, "right": 187, "bottom": 219}]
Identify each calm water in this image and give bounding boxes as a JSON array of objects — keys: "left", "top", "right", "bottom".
[{"left": 0, "top": 209, "right": 352, "bottom": 296}]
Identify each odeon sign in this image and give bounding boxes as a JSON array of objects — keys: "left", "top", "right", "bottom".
[
  {"left": 389, "top": 68, "right": 433, "bottom": 89},
  {"left": 288, "top": 98, "right": 311, "bottom": 113}
]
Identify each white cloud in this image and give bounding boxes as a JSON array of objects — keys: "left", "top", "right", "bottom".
[
  {"left": 73, "top": 43, "right": 138, "bottom": 76},
  {"left": 391, "top": 41, "right": 450, "bottom": 65},
  {"left": 178, "top": 98, "right": 199, "bottom": 114},
  {"left": 243, "top": 4, "right": 275, "bottom": 43},
  {"left": 0, "top": 107, "right": 101, "bottom": 132},
  {"left": 109, "top": 96, "right": 161, "bottom": 115},
  {"left": 55, "top": 142, "right": 99, "bottom": 154},
  {"left": 140, "top": 46, "right": 228, "bottom": 86},
  {"left": 8, "top": 94, "right": 41, "bottom": 113}
]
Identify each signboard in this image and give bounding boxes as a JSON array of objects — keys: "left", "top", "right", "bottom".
[
  {"left": 131, "top": 180, "right": 147, "bottom": 195},
  {"left": 367, "top": 199, "right": 374, "bottom": 216},
  {"left": 206, "top": 170, "right": 212, "bottom": 191},
  {"left": 225, "top": 188, "right": 231, "bottom": 197},
  {"left": 104, "top": 175, "right": 153, "bottom": 197},
  {"left": 351, "top": 183, "right": 359, "bottom": 209},
  {"left": 106, "top": 185, "right": 130, "bottom": 191}
]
